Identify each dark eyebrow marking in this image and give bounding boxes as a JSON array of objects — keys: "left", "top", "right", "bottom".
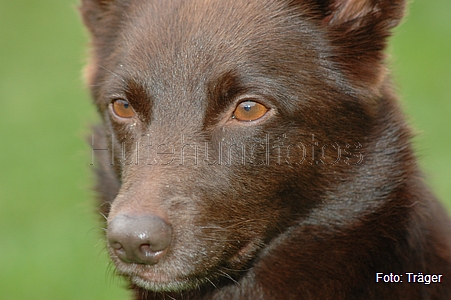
[{"left": 124, "top": 78, "right": 153, "bottom": 124}]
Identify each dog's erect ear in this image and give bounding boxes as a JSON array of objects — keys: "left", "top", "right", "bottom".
[
  {"left": 323, "top": 0, "right": 406, "bottom": 89},
  {"left": 316, "top": 0, "right": 406, "bottom": 31},
  {"left": 295, "top": 0, "right": 407, "bottom": 90},
  {"left": 79, "top": 0, "right": 125, "bottom": 88},
  {"left": 79, "top": 0, "right": 117, "bottom": 35}
]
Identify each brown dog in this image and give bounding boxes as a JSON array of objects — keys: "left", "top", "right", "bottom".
[{"left": 80, "top": 0, "right": 451, "bottom": 299}]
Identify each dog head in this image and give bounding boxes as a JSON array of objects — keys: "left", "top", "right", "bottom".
[{"left": 81, "top": 0, "right": 406, "bottom": 292}]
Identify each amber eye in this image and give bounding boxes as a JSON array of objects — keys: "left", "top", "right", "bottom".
[
  {"left": 111, "top": 99, "right": 135, "bottom": 118},
  {"left": 232, "top": 100, "right": 268, "bottom": 122}
]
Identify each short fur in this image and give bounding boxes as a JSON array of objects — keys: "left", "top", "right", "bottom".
[{"left": 80, "top": 0, "right": 451, "bottom": 299}]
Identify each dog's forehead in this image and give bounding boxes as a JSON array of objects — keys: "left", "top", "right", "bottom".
[
  {"left": 125, "top": 0, "right": 291, "bottom": 43},
  {"left": 119, "top": 0, "right": 308, "bottom": 73}
]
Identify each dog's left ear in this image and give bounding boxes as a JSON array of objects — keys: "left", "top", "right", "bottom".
[
  {"left": 319, "top": 0, "right": 405, "bottom": 31},
  {"left": 295, "top": 0, "right": 407, "bottom": 90}
]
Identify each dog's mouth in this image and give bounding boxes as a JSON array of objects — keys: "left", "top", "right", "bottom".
[
  {"left": 110, "top": 238, "right": 262, "bottom": 292},
  {"left": 110, "top": 257, "right": 203, "bottom": 292}
]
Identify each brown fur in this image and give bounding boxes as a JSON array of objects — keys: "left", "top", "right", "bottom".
[{"left": 80, "top": 0, "right": 451, "bottom": 299}]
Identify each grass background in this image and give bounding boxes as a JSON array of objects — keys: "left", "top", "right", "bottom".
[{"left": 0, "top": 1, "right": 450, "bottom": 299}]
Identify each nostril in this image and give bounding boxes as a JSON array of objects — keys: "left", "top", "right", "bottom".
[
  {"left": 140, "top": 244, "right": 152, "bottom": 254},
  {"left": 139, "top": 244, "right": 162, "bottom": 258},
  {"left": 110, "top": 242, "right": 128, "bottom": 260},
  {"left": 110, "top": 242, "right": 123, "bottom": 250},
  {"left": 107, "top": 214, "right": 172, "bottom": 265}
]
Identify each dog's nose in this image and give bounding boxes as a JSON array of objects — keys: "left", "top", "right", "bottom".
[{"left": 107, "top": 214, "right": 172, "bottom": 265}]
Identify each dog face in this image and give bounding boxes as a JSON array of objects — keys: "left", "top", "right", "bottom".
[{"left": 81, "top": 0, "right": 406, "bottom": 293}]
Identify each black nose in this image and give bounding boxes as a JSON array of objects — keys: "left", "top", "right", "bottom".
[{"left": 107, "top": 214, "right": 172, "bottom": 265}]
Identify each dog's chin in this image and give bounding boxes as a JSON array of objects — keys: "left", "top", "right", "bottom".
[
  {"left": 113, "top": 261, "right": 205, "bottom": 292},
  {"left": 131, "top": 273, "right": 204, "bottom": 292}
]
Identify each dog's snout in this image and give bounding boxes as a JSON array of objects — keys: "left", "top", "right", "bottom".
[{"left": 107, "top": 214, "right": 172, "bottom": 265}]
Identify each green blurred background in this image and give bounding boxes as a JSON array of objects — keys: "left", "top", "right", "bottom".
[{"left": 0, "top": 0, "right": 450, "bottom": 299}]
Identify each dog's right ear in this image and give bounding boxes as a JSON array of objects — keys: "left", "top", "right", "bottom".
[
  {"left": 79, "top": 0, "right": 116, "bottom": 36},
  {"left": 79, "top": 0, "right": 126, "bottom": 88}
]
